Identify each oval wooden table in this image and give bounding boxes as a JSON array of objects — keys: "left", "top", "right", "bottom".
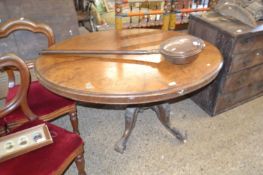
[{"left": 35, "top": 29, "right": 223, "bottom": 153}]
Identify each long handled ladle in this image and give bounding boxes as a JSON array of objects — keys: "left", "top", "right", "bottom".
[
  {"left": 40, "top": 49, "right": 160, "bottom": 55},
  {"left": 40, "top": 35, "right": 205, "bottom": 64}
]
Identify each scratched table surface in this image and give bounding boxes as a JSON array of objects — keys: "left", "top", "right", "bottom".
[{"left": 35, "top": 29, "right": 223, "bottom": 105}]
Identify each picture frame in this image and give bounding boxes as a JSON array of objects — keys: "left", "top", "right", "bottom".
[{"left": 0, "top": 124, "right": 53, "bottom": 163}]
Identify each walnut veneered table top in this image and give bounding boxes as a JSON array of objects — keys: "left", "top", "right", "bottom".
[{"left": 35, "top": 29, "right": 223, "bottom": 105}]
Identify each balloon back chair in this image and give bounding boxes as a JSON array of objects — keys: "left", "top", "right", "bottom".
[
  {"left": 0, "top": 54, "right": 86, "bottom": 175},
  {"left": 0, "top": 19, "right": 80, "bottom": 135}
]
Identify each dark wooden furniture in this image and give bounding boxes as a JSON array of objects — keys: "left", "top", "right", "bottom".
[
  {"left": 0, "top": 54, "right": 86, "bottom": 175},
  {"left": 0, "top": 19, "right": 80, "bottom": 135},
  {"left": 188, "top": 12, "right": 263, "bottom": 116},
  {"left": 35, "top": 29, "right": 223, "bottom": 153}
]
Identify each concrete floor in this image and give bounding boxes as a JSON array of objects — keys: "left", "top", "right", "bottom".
[{"left": 52, "top": 95, "right": 263, "bottom": 175}]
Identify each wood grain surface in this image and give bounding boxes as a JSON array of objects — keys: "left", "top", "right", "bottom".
[
  {"left": 188, "top": 13, "right": 263, "bottom": 115},
  {"left": 35, "top": 29, "right": 223, "bottom": 105}
]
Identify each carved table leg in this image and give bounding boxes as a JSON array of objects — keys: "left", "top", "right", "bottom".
[
  {"left": 114, "top": 107, "right": 140, "bottom": 153},
  {"left": 152, "top": 103, "right": 187, "bottom": 143}
]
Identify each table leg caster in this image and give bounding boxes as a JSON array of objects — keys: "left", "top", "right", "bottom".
[{"left": 114, "top": 139, "right": 126, "bottom": 154}]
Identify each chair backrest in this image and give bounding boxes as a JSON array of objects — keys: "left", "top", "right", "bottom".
[
  {"left": 0, "top": 19, "right": 55, "bottom": 48},
  {"left": 0, "top": 54, "right": 37, "bottom": 121},
  {"left": 169, "top": 0, "right": 215, "bottom": 30},
  {"left": 0, "top": 0, "right": 79, "bottom": 60},
  {"left": 115, "top": 0, "right": 172, "bottom": 30},
  {"left": 0, "top": 19, "right": 56, "bottom": 93}
]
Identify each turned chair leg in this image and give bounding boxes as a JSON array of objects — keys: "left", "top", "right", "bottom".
[
  {"left": 75, "top": 151, "right": 87, "bottom": 175},
  {"left": 69, "top": 110, "right": 80, "bottom": 134}
]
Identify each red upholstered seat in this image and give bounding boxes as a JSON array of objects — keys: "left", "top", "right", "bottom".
[
  {"left": 0, "top": 25, "right": 86, "bottom": 174},
  {"left": 0, "top": 19, "right": 79, "bottom": 135},
  {"left": 0, "top": 119, "right": 83, "bottom": 175},
  {"left": 4, "top": 81, "right": 75, "bottom": 124}
]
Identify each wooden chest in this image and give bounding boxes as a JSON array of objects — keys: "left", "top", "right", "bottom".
[{"left": 188, "top": 12, "right": 263, "bottom": 116}]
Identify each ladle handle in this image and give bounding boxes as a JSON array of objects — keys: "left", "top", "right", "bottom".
[{"left": 40, "top": 49, "right": 160, "bottom": 55}]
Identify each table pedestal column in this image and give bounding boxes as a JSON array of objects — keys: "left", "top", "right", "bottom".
[{"left": 114, "top": 103, "right": 187, "bottom": 153}]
